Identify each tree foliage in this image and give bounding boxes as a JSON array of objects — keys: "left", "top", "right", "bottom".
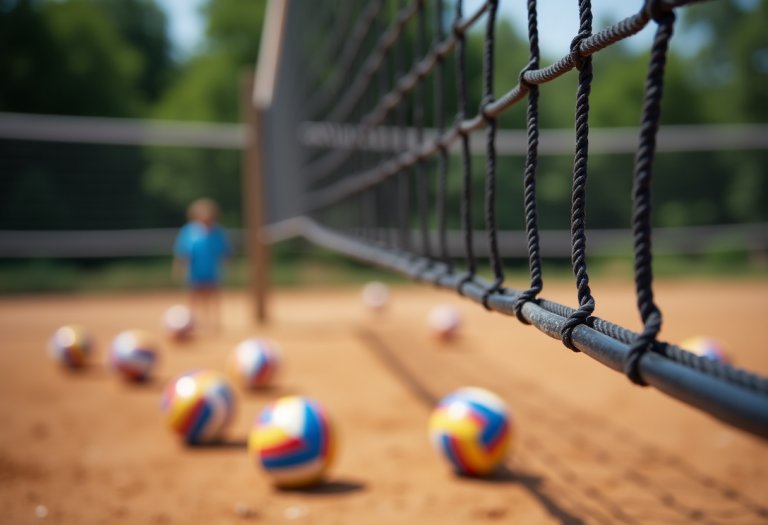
[
  {"left": 1, "top": 0, "right": 766, "bottom": 232},
  {"left": 0, "top": 0, "right": 145, "bottom": 116}
]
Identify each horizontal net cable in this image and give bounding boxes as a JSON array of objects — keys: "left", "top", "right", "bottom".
[
  {"left": 6, "top": 114, "right": 766, "bottom": 153},
  {"left": 288, "top": 218, "right": 768, "bottom": 439},
  {"left": 296, "top": 122, "right": 768, "bottom": 154},
  {"left": 301, "top": 0, "right": 681, "bottom": 185}
]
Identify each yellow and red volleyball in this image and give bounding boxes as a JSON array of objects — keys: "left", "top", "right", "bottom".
[
  {"left": 48, "top": 325, "right": 92, "bottom": 369},
  {"left": 162, "top": 305, "right": 194, "bottom": 339},
  {"left": 161, "top": 369, "right": 236, "bottom": 444},
  {"left": 226, "top": 337, "right": 281, "bottom": 389},
  {"left": 249, "top": 396, "right": 335, "bottom": 488},
  {"left": 680, "top": 336, "right": 731, "bottom": 364},
  {"left": 109, "top": 329, "right": 158, "bottom": 382},
  {"left": 428, "top": 387, "right": 512, "bottom": 477}
]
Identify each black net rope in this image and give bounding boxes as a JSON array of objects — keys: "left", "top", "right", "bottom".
[
  {"left": 480, "top": 0, "right": 505, "bottom": 310},
  {"left": 434, "top": 0, "right": 452, "bottom": 274},
  {"left": 560, "top": 0, "right": 596, "bottom": 352},
  {"left": 625, "top": 0, "right": 676, "bottom": 386},
  {"left": 455, "top": 0, "right": 477, "bottom": 292},
  {"left": 298, "top": 0, "right": 768, "bottom": 399},
  {"left": 415, "top": 1, "right": 432, "bottom": 262},
  {"left": 514, "top": 0, "right": 543, "bottom": 325}
]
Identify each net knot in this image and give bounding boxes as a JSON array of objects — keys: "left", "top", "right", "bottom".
[
  {"left": 518, "top": 59, "right": 538, "bottom": 89},
  {"left": 453, "top": 113, "right": 468, "bottom": 136},
  {"left": 513, "top": 289, "right": 537, "bottom": 325},
  {"left": 481, "top": 276, "right": 504, "bottom": 311},
  {"left": 569, "top": 30, "right": 590, "bottom": 72},
  {"left": 479, "top": 94, "right": 496, "bottom": 121},
  {"left": 456, "top": 273, "right": 474, "bottom": 296},
  {"left": 452, "top": 19, "right": 465, "bottom": 39},
  {"left": 624, "top": 308, "right": 662, "bottom": 386},
  {"left": 560, "top": 297, "right": 595, "bottom": 352},
  {"left": 643, "top": 0, "right": 675, "bottom": 23}
]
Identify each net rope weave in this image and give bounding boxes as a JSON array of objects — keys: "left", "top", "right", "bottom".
[{"left": 287, "top": 0, "right": 768, "bottom": 434}]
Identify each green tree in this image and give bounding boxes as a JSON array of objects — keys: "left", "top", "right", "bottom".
[
  {"left": 683, "top": 0, "right": 768, "bottom": 123},
  {"left": 94, "top": 0, "right": 176, "bottom": 103},
  {"left": 0, "top": 0, "right": 144, "bottom": 116},
  {"left": 142, "top": 0, "right": 267, "bottom": 226}
]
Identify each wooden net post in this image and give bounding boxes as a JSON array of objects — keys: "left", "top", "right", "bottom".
[{"left": 241, "top": 71, "right": 269, "bottom": 324}]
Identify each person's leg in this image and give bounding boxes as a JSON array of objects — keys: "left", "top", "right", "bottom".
[
  {"left": 210, "top": 287, "right": 221, "bottom": 334},
  {"left": 189, "top": 286, "right": 206, "bottom": 332}
]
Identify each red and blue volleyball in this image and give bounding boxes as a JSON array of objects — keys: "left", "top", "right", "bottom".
[
  {"left": 428, "top": 387, "right": 512, "bottom": 477},
  {"left": 227, "top": 337, "right": 281, "bottom": 389},
  {"left": 249, "top": 396, "right": 335, "bottom": 488},
  {"left": 108, "top": 329, "right": 158, "bottom": 381},
  {"left": 161, "top": 369, "right": 236, "bottom": 444},
  {"left": 427, "top": 304, "right": 461, "bottom": 339},
  {"left": 48, "top": 325, "right": 93, "bottom": 369}
]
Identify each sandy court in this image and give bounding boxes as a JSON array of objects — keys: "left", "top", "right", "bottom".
[{"left": 1, "top": 279, "right": 767, "bottom": 524}]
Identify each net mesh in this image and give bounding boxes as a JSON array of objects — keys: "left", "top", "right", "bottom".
[{"left": 266, "top": 0, "right": 768, "bottom": 438}]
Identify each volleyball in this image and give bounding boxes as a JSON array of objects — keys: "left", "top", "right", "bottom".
[
  {"left": 249, "top": 396, "right": 335, "bottom": 488},
  {"left": 162, "top": 305, "right": 194, "bottom": 339},
  {"left": 361, "top": 281, "right": 389, "bottom": 310},
  {"left": 108, "top": 329, "right": 158, "bottom": 381},
  {"left": 161, "top": 369, "right": 236, "bottom": 444},
  {"left": 48, "top": 325, "right": 93, "bottom": 369},
  {"left": 428, "top": 387, "right": 512, "bottom": 477},
  {"left": 227, "top": 337, "right": 281, "bottom": 389},
  {"left": 680, "top": 336, "right": 731, "bottom": 364},
  {"left": 427, "top": 304, "right": 461, "bottom": 339}
]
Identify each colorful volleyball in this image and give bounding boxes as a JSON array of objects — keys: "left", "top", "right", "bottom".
[
  {"left": 48, "top": 325, "right": 92, "bottom": 368},
  {"left": 427, "top": 304, "right": 461, "bottom": 339},
  {"left": 249, "top": 396, "right": 335, "bottom": 488},
  {"left": 161, "top": 369, "right": 236, "bottom": 444},
  {"left": 162, "top": 305, "right": 194, "bottom": 339},
  {"left": 109, "top": 329, "right": 158, "bottom": 381},
  {"left": 361, "top": 281, "right": 389, "bottom": 310},
  {"left": 227, "top": 337, "right": 281, "bottom": 389},
  {"left": 429, "top": 387, "right": 512, "bottom": 477},
  {"left": 680, "top": 336, "right": 731, "bottom": 364}
]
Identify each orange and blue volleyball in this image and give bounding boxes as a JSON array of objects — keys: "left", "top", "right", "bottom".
[
  {"left": 227, "top": 337, "right": 281, "bottom": 389},
  {"left": 48, "top": 325, "right": 92, "bottom": 369},
  {"left": 429, "top": 387, "right": 512, "bottom": 477},
  {"left": 108, "top": 329, "right": 158, "bottom": 381},
  {"left": 249, "top": 396, "right": 335, "bottom": 488},
  {"left": 161, "top": 369, "right": 236, "bottom": 444},
  {"left": 680, "top": 336, "right": 731, "bottom": 364}
]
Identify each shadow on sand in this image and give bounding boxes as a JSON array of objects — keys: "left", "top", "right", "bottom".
[
  {"left": 277, "top": 479, "right": 366, "bottom": 496},
  {"left": 456, "top": 465, "right": 586, "bottom": 525}
]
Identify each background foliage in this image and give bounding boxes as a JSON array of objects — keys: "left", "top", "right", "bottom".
[{"left": 0, "top": 0, "right": 766, "bottom": 292}]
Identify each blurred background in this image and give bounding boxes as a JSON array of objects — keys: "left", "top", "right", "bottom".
[{"left": 1, "top": 0, "right": 767, "bottom": 294}]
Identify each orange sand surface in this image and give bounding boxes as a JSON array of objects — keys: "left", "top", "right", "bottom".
[{"left": 1, "top": 279, "right": 767, "bottom": 524}]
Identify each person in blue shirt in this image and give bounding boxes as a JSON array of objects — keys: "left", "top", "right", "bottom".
[{"left": 173, "top": 198, "right": 232, "bottom": 332}]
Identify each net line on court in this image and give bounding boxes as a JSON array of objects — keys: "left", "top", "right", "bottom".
[{"left": 266, "top": 0, "right": 768, "bottom": 439}]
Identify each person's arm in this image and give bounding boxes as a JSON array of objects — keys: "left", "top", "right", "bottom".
[
  {"left": 172, "top": 257, "right": 187, "bottom": 282},
  {"left": 173, "top": 225, "right": 190, "bottom": 283}
]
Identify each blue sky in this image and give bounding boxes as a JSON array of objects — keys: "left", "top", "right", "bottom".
[{"left": 155, "top": 0, "right": 715, "bottom": 60}]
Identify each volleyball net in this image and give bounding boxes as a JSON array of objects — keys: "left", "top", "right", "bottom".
[{"left": 252, "top": 0, "right": 768, "bottom": 440}]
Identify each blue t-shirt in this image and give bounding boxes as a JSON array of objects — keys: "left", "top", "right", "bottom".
[{"left": 174, "top": 222, "right": 232, "bottom": 285}]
